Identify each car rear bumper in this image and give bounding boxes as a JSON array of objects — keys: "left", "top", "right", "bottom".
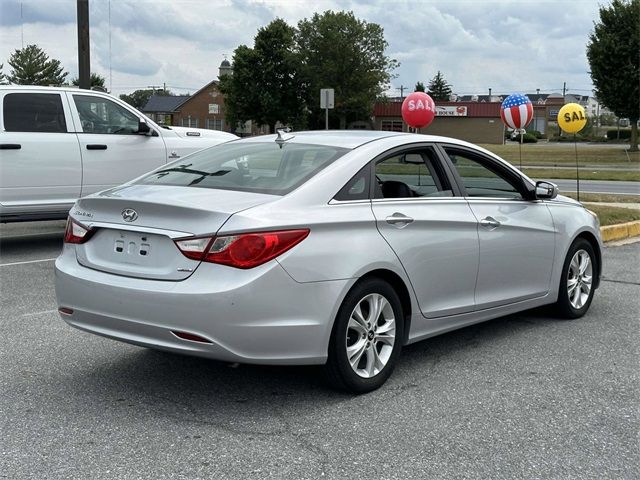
[{"left": 54, "top": 245, "right": 350, "bottom": 365}]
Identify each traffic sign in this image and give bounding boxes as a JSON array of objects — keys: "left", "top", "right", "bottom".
[{"left": 320, "top": 89, "right": 334, "bottom": 109}]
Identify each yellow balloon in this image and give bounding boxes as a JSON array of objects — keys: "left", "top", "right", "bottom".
[{"left": 557, "top": 103, "right": 587, "bottom": 134}]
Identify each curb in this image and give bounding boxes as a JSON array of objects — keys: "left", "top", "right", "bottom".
[{"left": 600, "top": 220, "right": 640, "bottom": 242}]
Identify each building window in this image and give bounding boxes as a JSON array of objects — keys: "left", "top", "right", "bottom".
[
  {"left": 381, "top": 120, "right": 404, "bottom": 132},
  {"left": 208, "top": 103, "right": 220, "bottom": 114},
  {"left": 206, "top": 118, "right": 224, "bottom": 130},
  {"left": 181, "top": 118, "right": 199, "bottom": 128}
]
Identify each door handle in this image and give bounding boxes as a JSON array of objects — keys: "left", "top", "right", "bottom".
[
  {"left": 480, "top": 216, "right": 501, "bottom": 229},
  {"left": 385, "top": 212, "right": 414, "bottom": 228},
  {"left": 0, "top": 144, "right": 21, "bottom": 149},
  {"left": 86, "top": 144, "right": 107, "bottom": 150}
]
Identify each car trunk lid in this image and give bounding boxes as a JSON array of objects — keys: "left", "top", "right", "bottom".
[{"left": 72, "top": 185, "right": 276, "bottom": 281}]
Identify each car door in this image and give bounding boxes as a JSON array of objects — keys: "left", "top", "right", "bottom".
[
  {"left": 68, "top": 92, "right": 167, "bottom": 196},
  {"left": 440, "top": 144, "right": 556, "bottom": 310},
  {"left": 370, "top": 145, "right": 480, "bottom": 318},
  {"left": 0, "top": 90, "right": 81, "bottom": 215}
]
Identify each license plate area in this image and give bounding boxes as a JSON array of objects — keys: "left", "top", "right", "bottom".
[
  {"left": 76, "top": 228, "right": 200, "bottom": 281},
  {"left": 112, "top": 232, "right": 154, "bottom": 264}
]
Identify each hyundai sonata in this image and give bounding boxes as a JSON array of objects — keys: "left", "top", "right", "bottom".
[{"left": 55, "top": 131, "right": 602, "bottom": 393}]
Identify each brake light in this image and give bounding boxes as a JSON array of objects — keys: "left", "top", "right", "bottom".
[
  {"left": 174, "top": 229, "right": 309, "bottom": 269},
  {"left": 64, "top": 217, "right": 95, "bottom": 244}
]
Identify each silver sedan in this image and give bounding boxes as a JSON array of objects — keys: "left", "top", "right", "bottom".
[{"left": 55, "top": 131, "right": 602, "bottom": 393}]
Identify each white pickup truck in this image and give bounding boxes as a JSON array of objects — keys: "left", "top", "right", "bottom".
[{"left": 0, "top": 86, "right": 237, "bottom": 222}]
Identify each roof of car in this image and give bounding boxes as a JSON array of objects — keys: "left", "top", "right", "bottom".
[
  {"left": 0, "top": 85, "right": 107, "bottom": 93},
  {"left": 236, "top": 130, "right": 410, "bottom": 149},
  {"left": 235, "top": 130, "right": 477, "bottom": 150}
]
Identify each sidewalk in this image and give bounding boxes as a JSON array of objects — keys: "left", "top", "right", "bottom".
[{"left": 583, "top": 202, "right": 640, "bottom": 211}]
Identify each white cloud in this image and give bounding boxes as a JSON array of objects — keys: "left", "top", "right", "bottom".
[{"left": 0, "top": 0, "right": 602, "bottom": 98}]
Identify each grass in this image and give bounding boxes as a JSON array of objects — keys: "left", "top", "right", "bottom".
[
  {"left": 522, "top": 168, "right": 640, "bottom": 182},
  {"left": 584, "top": 204, "right": 640, "bottom": 226},
  {"left": 479, "top": 143, "right": 640, "bottom": 166}
]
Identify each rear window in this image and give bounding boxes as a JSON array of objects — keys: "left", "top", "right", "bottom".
[
  {"left": 3, "top": 93, "right": 67, "bottom": 133},
  {"left": 136, "top": 142, "right": 348, "bottom": 195}
]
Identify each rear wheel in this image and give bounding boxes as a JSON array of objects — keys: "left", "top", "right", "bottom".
[
  {"left": 325, "top": 278, "right": 404, "bottom": 393},
  {"left": 554, "top": 238, "right": 597, "bottom": 319}
]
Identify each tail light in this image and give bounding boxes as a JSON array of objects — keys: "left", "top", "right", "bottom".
[
  {"left": 174, "top": 229, "right": 309, "bottom": 269},
  {"left": 64, "top": 217, "right": 95, "bottom": 244}
]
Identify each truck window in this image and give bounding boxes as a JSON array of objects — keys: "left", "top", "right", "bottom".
[
  {"left": 73, "top": 95, "right": 139, "bottom": 135},
  {"left": 3, "top": 93, "right": 67, "bottom": 133}
]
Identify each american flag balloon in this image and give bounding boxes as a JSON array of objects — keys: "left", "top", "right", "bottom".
[{"left": 500, "top": 93, "right": 533, "bottom": 129}]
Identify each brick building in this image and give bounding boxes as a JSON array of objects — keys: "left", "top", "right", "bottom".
[
  {"left": 174, "top": 60, "right": 232, "bottom": 131},
  {"left": 142, "top": 59, "right": 258, "bottom": 135}
]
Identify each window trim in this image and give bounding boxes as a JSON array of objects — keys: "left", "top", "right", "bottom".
[{"left": 436, "top": 143, "right": 536, "bottom": 201}]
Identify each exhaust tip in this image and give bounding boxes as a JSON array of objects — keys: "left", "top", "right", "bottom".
[
  {"left": 58, "top": 307, "right": 74, "bottom": 316},
  {"left": 171, "top": 330, "right": 213, "bottom": 344}
]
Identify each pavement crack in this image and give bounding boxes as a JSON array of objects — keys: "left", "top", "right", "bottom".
[{"left": 602, "top": 278, "right": 640, "bottom": 286}]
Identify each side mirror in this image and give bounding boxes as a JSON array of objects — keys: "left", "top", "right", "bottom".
[
  {"left": 535, "top": 180, "right": 558, "bottom": 200},
  {"left": 137, "top": 120, "right": 151, "bottom": 135}
]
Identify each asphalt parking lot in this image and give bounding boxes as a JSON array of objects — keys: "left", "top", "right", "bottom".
[{"left": 1, "top": 221, "right": 638, "bottom": 480}]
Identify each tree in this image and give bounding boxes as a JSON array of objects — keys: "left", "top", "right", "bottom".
[
  {"left": 587, "top": 0, "right": 640, "bottom": 151},
  {"left": 219, "top": 19, "right": 306, "bottom": 133},
  {"left": 414, "top": 81, "right": 425, "bottom": 92},
  {"left": 7, "top": 44, "right": 68, "bottom": 85},
  {"left": 297, "top": 11, "right": 399, "bottom": 129},
  {"left": 72, "top": 72, "right": 106, "bottom": 89},
  {"left": 427, "top": 71, "right": 452, "bottom": 101},
  {"left": 0, "top": 64, "right": 7, "bottom": 85},
  {"left": 120, "top": 88, "right": 174, "bottom": 110}
]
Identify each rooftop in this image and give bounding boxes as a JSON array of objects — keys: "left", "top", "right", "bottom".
[{"left": 141, "top": 95, "right": 191, "bottom": 113}]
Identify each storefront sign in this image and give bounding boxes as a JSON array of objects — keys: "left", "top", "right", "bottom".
[{"left": 436, "top": 106, "right": 467, "bottom": 117}]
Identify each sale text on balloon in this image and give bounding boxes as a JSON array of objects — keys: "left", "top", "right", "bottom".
[
  {"left": 563, "top": 110, "right": 586, "bottom": 122},
  {"left": 407, "top": 99, "right": 435, "bottom": 112}
]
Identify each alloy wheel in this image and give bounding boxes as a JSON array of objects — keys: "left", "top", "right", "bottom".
[
  {"left": 567, "top": 249, "right": 593, "bottom": 310},
  {"left": 345, "top": 293, "right": 396, "bottom": 378}
]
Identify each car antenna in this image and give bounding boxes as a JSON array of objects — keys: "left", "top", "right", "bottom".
[{"left": 275, "top": 128, "right": 294, "bottom": 149}]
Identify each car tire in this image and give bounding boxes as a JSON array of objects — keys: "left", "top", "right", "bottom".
[
  {"left": 325, "top": 278, "right": 404, "bottom": 393},
  {"left": 554, "top": 238, "right": 597, "bottom": 319}
]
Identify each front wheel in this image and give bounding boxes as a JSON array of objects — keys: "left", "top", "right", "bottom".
[
  {"left": 554, "top": 238, "right": 597, "bottom": 319},
  {"left": 325, "top": 278, "right": 404, "bottom": 393}
]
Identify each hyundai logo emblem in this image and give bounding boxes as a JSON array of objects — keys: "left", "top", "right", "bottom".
[{"left": 121, "top": 208, "right": 138, "bottom": 222}]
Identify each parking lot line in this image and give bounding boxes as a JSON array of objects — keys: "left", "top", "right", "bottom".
[
  {"left": 0, "top": 258, "right": 56, "bottom": 267},
  {"left": 0, "top": 231, "right": 65, "bottom": 239}
]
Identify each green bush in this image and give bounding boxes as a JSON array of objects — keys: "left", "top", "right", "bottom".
[
  {"left": 528, "top": 130, "right": 544, "bottom": 139},
  {"left": 549, "top": 134, "right": 592, "bottom": 142},
  {"left": 513, "top": 132, "right": 538, "bottom": 143},
  {"left": 606, "top": 129, "right": 632, "bottom": 140}
]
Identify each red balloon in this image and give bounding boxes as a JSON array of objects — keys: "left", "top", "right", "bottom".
[{"left": 401, "top": 92, "right": 436, "bottom": 129}]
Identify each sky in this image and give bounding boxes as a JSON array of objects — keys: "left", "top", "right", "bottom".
[{"left": 0, "top": 0, "right": 604, "bottom": 99}]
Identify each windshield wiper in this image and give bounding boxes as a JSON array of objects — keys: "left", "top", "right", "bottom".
[{"left": 154, "top": 166, "right": 231, "bottom": 177}]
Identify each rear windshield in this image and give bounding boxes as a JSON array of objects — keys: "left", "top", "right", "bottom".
[{"left": 136, "top": 142, "right": 348, "bottom": 195}]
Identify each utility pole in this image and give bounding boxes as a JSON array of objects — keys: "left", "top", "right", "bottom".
[
  {"left": 559, "top": 82, "right": 567, "bottom": 136},
  {"left": 77, "top": 0, "right": 90, "bottom": 89},
  {"left": 398, "top": 85, "right": 407, "bottom": 99}
]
